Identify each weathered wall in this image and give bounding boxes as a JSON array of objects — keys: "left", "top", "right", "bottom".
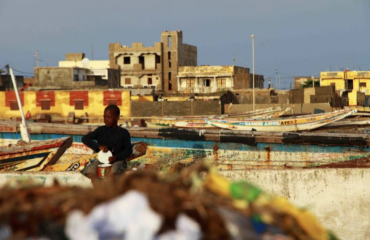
[
  {"left": 131, "top": 101, "right": 220, "bottom": 117},
  {"left": 233, "top": 89, "right": 272, "bottom": 104},
  {"left": 289, "top": 89, "right": 304, "bottom": 104},
  {"left": 303, "top": 87, "right": 315, "bottom": 103},
  {"left": 131, "top": 102, "right": 162, "bottom": 117},
  {"left": 234, "top": 66, "right": 250, "bottom": 90},
  {"left": 34, "top": 67, "right": 100, "bottom": 89},
  {"left": 220, "top": 168, "right": 370, "bottom": 240},
  {"left": 0, "top": 90, "right": 131, "bottom": 118}
]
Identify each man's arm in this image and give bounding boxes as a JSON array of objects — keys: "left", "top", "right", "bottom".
[
  {"left": 115, "top": 130, "right": 133, "bottom": 161},
  {"left": 82, "top": 128, "right": 101, "bottom": 152}
]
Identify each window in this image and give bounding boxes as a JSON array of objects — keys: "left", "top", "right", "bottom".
[
  {"left": 360, "top": 82, "right": 367, "bottom": 88},
  {"left": 217, "top": 79, "right": 226, "bottom": 87},
  {"left": 125, "top": 78, "right": 131, "bottom": 84},
  {"left": 168, "top": 36, "right": 171, "bottom": 47},
  {"left": 348, "top": 79, "right": 353, "bottom": 90},
  {"left": 74, "top": 100, "right": 84, "bottom": 110},
  {"left": 10, "top": 101, "right": 19, "bottom": 110},
  {"left": 168, "top": 52, "right": 171, "bottom": 68},
  {"left": 186, "top": 79, "right": 195, "bottom": 87},
  {"left": 74, "top": 74, "right": 78, "bottom": 81},
  {"left": 124, "top": 57, "right": 131, "bottom": 64},
  {"left": 204, "top": 79, "right": 211, "bottom": 87},
  {"left": 148, "top": 78, "right": 152, "bottom": 85},
  {"left": 40, "top": 100, "right": 51, "bottom": 110}
]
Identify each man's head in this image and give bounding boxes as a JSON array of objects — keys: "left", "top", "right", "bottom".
[{"left": 104, "top": 105, "right": 120, "bottom": 128}]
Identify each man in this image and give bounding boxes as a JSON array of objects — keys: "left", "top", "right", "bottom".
[{"left": 81, "top": 105, "right": 132, "bottom": 182}]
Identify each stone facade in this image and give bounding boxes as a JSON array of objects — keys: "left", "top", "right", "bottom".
[
  {"left": 109, "top": 30, "right": 197, "bottom": 92},
  {"left": 249, "top": 74, "right": 264, "bottom": 88},
  {"left": 178, "top": 66, "right": 251, "bottom": 93},
  {"left": 34, "top": 53, "right": 119, "bottom": 90}
]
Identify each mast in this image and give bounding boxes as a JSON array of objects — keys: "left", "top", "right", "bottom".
[{"left": 10, "top": 68, "right": 31, "bottom": 143}]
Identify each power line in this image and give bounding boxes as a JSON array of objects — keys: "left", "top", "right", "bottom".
[{"left": 12, "top": 68, "right": 34, "bottom": 75}]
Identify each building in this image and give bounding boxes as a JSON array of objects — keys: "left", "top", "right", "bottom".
[
  {"left": 0, "top": 71, "right": 24, "bottom": 91},
  {"left": 33, "top": 53, "right": 120, "bottom": 90},
  {"left": 249, "top": 74, "right": 264, "bottom": 89},
  {"left": 177, "top": 66, "right": 251, "bottom": 93},
  {"left": 109, "top": 30, "right": 197, "bottom": 92},
  {"left": 320, "top": 70, "right": 370, "bottom": 106}
]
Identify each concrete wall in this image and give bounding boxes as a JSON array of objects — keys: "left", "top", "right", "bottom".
[
  {"left": 303, "top": 87, "right": 315, "bottom": 103},
  {"left": 289, "top": 89, "right": 304, "bottom": 104},
  {"left": 234, "top": 66, "right": 250, "bottom": 90},
  {"left": 34, "top": 67, "right": 103, "bottom": 89},
  {"left": 131, "top": 101, "right": 220, "bottom": 117},
  {"left": 0, "top": 90, "right": 131, "bottom": 118},
  {"left": 220, "top": 168, "right": 370, "bottom": 240}
]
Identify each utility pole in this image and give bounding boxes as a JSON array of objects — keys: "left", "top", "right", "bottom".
[
  {"left": 312, "top": 74, "right": 314, "bottom": 88},
  {"left": 275, "top": 67, "right": 278, "bottom": 90},
  {"left": 91, "top": 45, "right": 94, "bottom": 60},
  {"left": 35, "top": 50, "right": 40, "bottom": 67},
  {"left": 251, "top": 34, "right": 255, "bottom": 111},
  {"left": 5, "top": 64, "right": 10, "bottom": 90}
]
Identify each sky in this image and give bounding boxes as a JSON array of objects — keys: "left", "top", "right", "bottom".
[{"left": 0, "top": 0, "right": 369, "bottom": 89}]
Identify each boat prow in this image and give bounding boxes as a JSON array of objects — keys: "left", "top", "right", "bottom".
[{"left": 0, "top": 137, "right": 73, "bottom": 172}]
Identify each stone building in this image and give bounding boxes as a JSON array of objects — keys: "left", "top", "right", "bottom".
[
  {"left": 33, "top": 53, "right": 120, "bottom": 90},
  {"left": 177, "top": 66, "right": 251, "bottom": 93},
  {"left": 249, "top": 74, "right": 264, "bottom": 88},
  {"left": 109, "top": 30, "right": 197, "bottom": 92}
]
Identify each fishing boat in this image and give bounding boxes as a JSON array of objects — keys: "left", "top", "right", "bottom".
[
  {"left": 206, "top": 108, "right": 355, "bottom": 132},
  {"left": 0, "top": 137, "right": 72, "bottom": 172},
  {"left": 0, "top": 68, "right": 74, "bottom": 171},
  {"left": 175, "top": 107, "right": 291, "bottom": 129},
  {"left": 147, "top": 107, "right": 278, "bottom": 128}
]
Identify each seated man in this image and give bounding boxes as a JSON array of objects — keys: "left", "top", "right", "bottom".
[{"left": 81, "top": 105, "right": 132, "bottom": 183}]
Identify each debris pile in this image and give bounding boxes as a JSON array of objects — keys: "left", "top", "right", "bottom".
[{"left": 0, "top": 162, "right": 338, "bottom": 240}]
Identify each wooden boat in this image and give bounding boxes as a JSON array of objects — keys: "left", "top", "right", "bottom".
[
  {"left": 43, "top": 141, "right": 148, "bottom": 172},
  {"left": 0, "top": 68, "right": 74, "bottom": 172},
  {"left": 2, "top": 121, "right": 370, "bottom": 171},
  {"left": 148, "top": 107, "right": 279, "bottom": 128},
  {"left": 175, "top": 107, "right": 292, "bottom": 129},
  {"left": 0, "top": 137, "right": 72, "bottom": 172},
  {"left": 206, "top": 109, "right": 355, "bottom": 132},
  {"left": 174, "top": 107, "right": 290, "bottom": 129}
]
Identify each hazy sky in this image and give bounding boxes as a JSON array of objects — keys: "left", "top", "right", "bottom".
[{"left": 1, "top": 0, "right": 369, "bottom": 88}]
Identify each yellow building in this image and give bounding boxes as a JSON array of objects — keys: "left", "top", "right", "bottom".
[
  {"left": 0, "top": 90, "right": 131, "bottom": 120},
  {"left": 320, "top": 70, "right": 370, "bottom": 106}
]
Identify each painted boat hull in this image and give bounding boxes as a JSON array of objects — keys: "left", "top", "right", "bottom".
[
  {"left": 1, "top": 120, "right": 369, "bottom": 171},
  {"left": 206, "top": 109, "right": 355, "bottom": 131},
  {"left": 0, "top": 137, "right": 72, "bottom": 172}
]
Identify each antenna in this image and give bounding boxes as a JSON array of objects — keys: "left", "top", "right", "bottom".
[
  {"left": 35, "top": 50, "right": 39, "bottom": 67},
  {"left": 91, "top": 45, "right": 94, "bottom": 60},
  {"left": 34, "top": 50, "right": 43, "bottom": 67},
  {"left": 275, "top": 67, "right": 278, "bottom": 89}
]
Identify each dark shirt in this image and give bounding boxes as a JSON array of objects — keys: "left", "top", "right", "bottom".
[{"left": 82, "top": 126, "right": 132, "bottom": 161}]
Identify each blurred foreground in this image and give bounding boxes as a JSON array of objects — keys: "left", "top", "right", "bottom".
[{"left": 0, "top": 162, "right": 338, "bottom": 240}]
